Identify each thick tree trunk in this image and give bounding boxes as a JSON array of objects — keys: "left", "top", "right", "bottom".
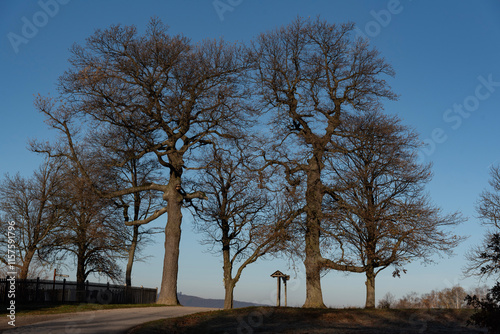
[
  {"left": 157, "top": 182, "right": 183, "bottom": 305},
  {"left": 365, "top": 268, "right": 376, "bottom": 309},
  {"left": 302, "top": 156, "right": 326, "bottom": 308},
  {"left": 76, "top": 254, "right": 86, "bottom": 284},
  {"left": 76, "top": 251, "right": 86, "bottom": 302},
  {"left": 224, "top": 282, "right": 235, "bottom": 309},
  {"left": 303, "top": 249, "right": 325, "bottom": 308},
  {"left": 19, "top": 249, "right": 35, "bottom": 280}
]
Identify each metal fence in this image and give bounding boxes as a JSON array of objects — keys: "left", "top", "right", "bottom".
[{"left": 0, "top": 277, "right": 158, "bottom": 304}]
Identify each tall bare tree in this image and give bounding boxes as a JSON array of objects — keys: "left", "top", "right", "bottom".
[
  {"left": 322, "top": 111, "right": 464, "bottom": 308},
  {"left": 33, "top": 19, "right": 251, "bottom": 304},
  {"left": 250, "top": 17, "right": 396, "bottom": 307},
  {"left": 192, "top": 142, "right": 293, "bottom": 309},
  {"left": 0, "top": 158, "right": 66, "bottom": 279}
]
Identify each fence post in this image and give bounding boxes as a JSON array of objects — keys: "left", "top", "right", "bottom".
[
  {"left": 85, "top": 280, "right": 89, "bottom": 303},
  {"left": 107, "top": 281, "right": 111, "bottom": 304},
  {"left": 62, "top": 278, "right": 66, "bottom": 303},
  {"left": 35, "top": 277, "right": 40, "bottom": 302}
]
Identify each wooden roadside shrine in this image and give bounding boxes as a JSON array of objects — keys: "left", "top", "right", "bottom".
[{"left": 270, "top": 270, "right": 290, "bottom": 307}]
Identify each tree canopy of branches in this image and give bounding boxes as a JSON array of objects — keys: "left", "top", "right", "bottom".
[
  {"left": 464, "top": 165, "right": 500, "bottom": 333},
  {"left": 0, "top": 158, "right": 66, "bottom": 279},
  {"left": 53, "top": 157, "right": 127, "bottom": 290},
  {"left": 33, "top": 18, "right": 251, "bottom": 304},
  {"left": 251, "top": 17, "right": 397, "bottom": 308},
  {"left": 192, "top": 142, "right": 293, "bottom": 309},
  {"left": 93, "top": 127, "right": 163, "bottom": 288},
  {"left": 465, "top": 165, "right": 500, "bottom": 279},
  {"left": 322, "top": 112, "right": 464, "bottom": 308}
]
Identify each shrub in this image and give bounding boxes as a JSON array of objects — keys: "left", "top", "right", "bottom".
[{"left": 465, "top": 282, "right": 500, "bottom": 333}]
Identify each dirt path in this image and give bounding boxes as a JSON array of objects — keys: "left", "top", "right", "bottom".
[{"left": 1, "top": 306, "right": 219, "bottom": 334}]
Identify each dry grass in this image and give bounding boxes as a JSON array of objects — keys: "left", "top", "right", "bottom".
[{"left": 128, "top": 307, "right": 487, "bottom": 334}]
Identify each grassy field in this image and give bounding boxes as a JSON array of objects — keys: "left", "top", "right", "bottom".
[{"left": 127, "top": 307, "right": 487, "bottom": 334}]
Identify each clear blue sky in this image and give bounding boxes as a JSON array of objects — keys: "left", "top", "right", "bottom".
[{"left": 1, "top": 0, "right": 500, "bottom": 307}]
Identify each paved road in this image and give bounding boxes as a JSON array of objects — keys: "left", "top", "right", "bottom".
[{"left": 2, "top": 306, "right": 219, "bottom": 334}]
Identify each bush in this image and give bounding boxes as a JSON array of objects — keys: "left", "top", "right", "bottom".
[{"left": 377, "top": 292, "right": 395, "bottom": 309}]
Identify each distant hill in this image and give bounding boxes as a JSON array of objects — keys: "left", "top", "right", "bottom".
[{"left": 176, "top": 292, "right": 267, "bottom": 308}]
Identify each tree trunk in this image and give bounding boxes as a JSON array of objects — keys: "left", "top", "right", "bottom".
[
  {"left": 125, "top": 164, "right": 141, "bottom": 301},
  {"left": 157, "top": 182, "right": 183, "bottom": 305},
  {"left": 222, "top": 235, "right": 234, "bottom": 309},
  {"left": 126, "top": 225, "right": 139, "bottom": 287},
  {"left": 76, "top": 253, "right": 86, "bottom": 284},
  {"left": 224, "top": 281, "right": 235, "bottom": 309},
  {"left": 76, "top": 251, "right": 86, "bottom": 302},
  {"left": 19, "top": 249, "right": 35, "bottom": 280},
  {"left": 125, "top": 225, "right": 139, "bottom": 303},
  {"left": 365, "top": 268, "right": 376, "bottom": 309},
  {"left": 303, "top": 249, "right": 325, "bottom": 308},
  {"left": 302, "top": 156, "right": 326, "bottom": 308}
]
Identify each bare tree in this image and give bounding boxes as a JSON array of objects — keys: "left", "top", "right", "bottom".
[
  {"left": 322, "top": 112, "right": 464, "bottom": 308},
  {"left": 438, "top": 286, "right": 469, "bottom": 309},
  {"left": 0, "top": 158, "right": 66, "bottom": 279},
  {"left": 192, "top": 142, "right": 293, "bottom": 309},
  {"left": 116, "top": 162, "right": 162, "bottom": 289},
  {"left": 403, "top": 287, "right": 468, "bottom": 309},
  {"left": 52, "top": 155, "right": 127, "bottom": 294},
  {"left": 33, "top": 19, "right": 251, "bottom": 304},
  {"left": 92, "top": 127, "right": 163, "bottom": 288},
  {"left": 393, "top": 291, "right": 422, "bottom": 309},
  {"left": 420, "top": 289, "right": 440, "bottom": 309},
  {"left": 465, "top": 165, "right": 500, "bottom": 279},
  {"left": 250, "top": 17, "right": 396, "bottom": 307},
  {"left": 377, "top": 292, "right": 396, "bottom": 309}
]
